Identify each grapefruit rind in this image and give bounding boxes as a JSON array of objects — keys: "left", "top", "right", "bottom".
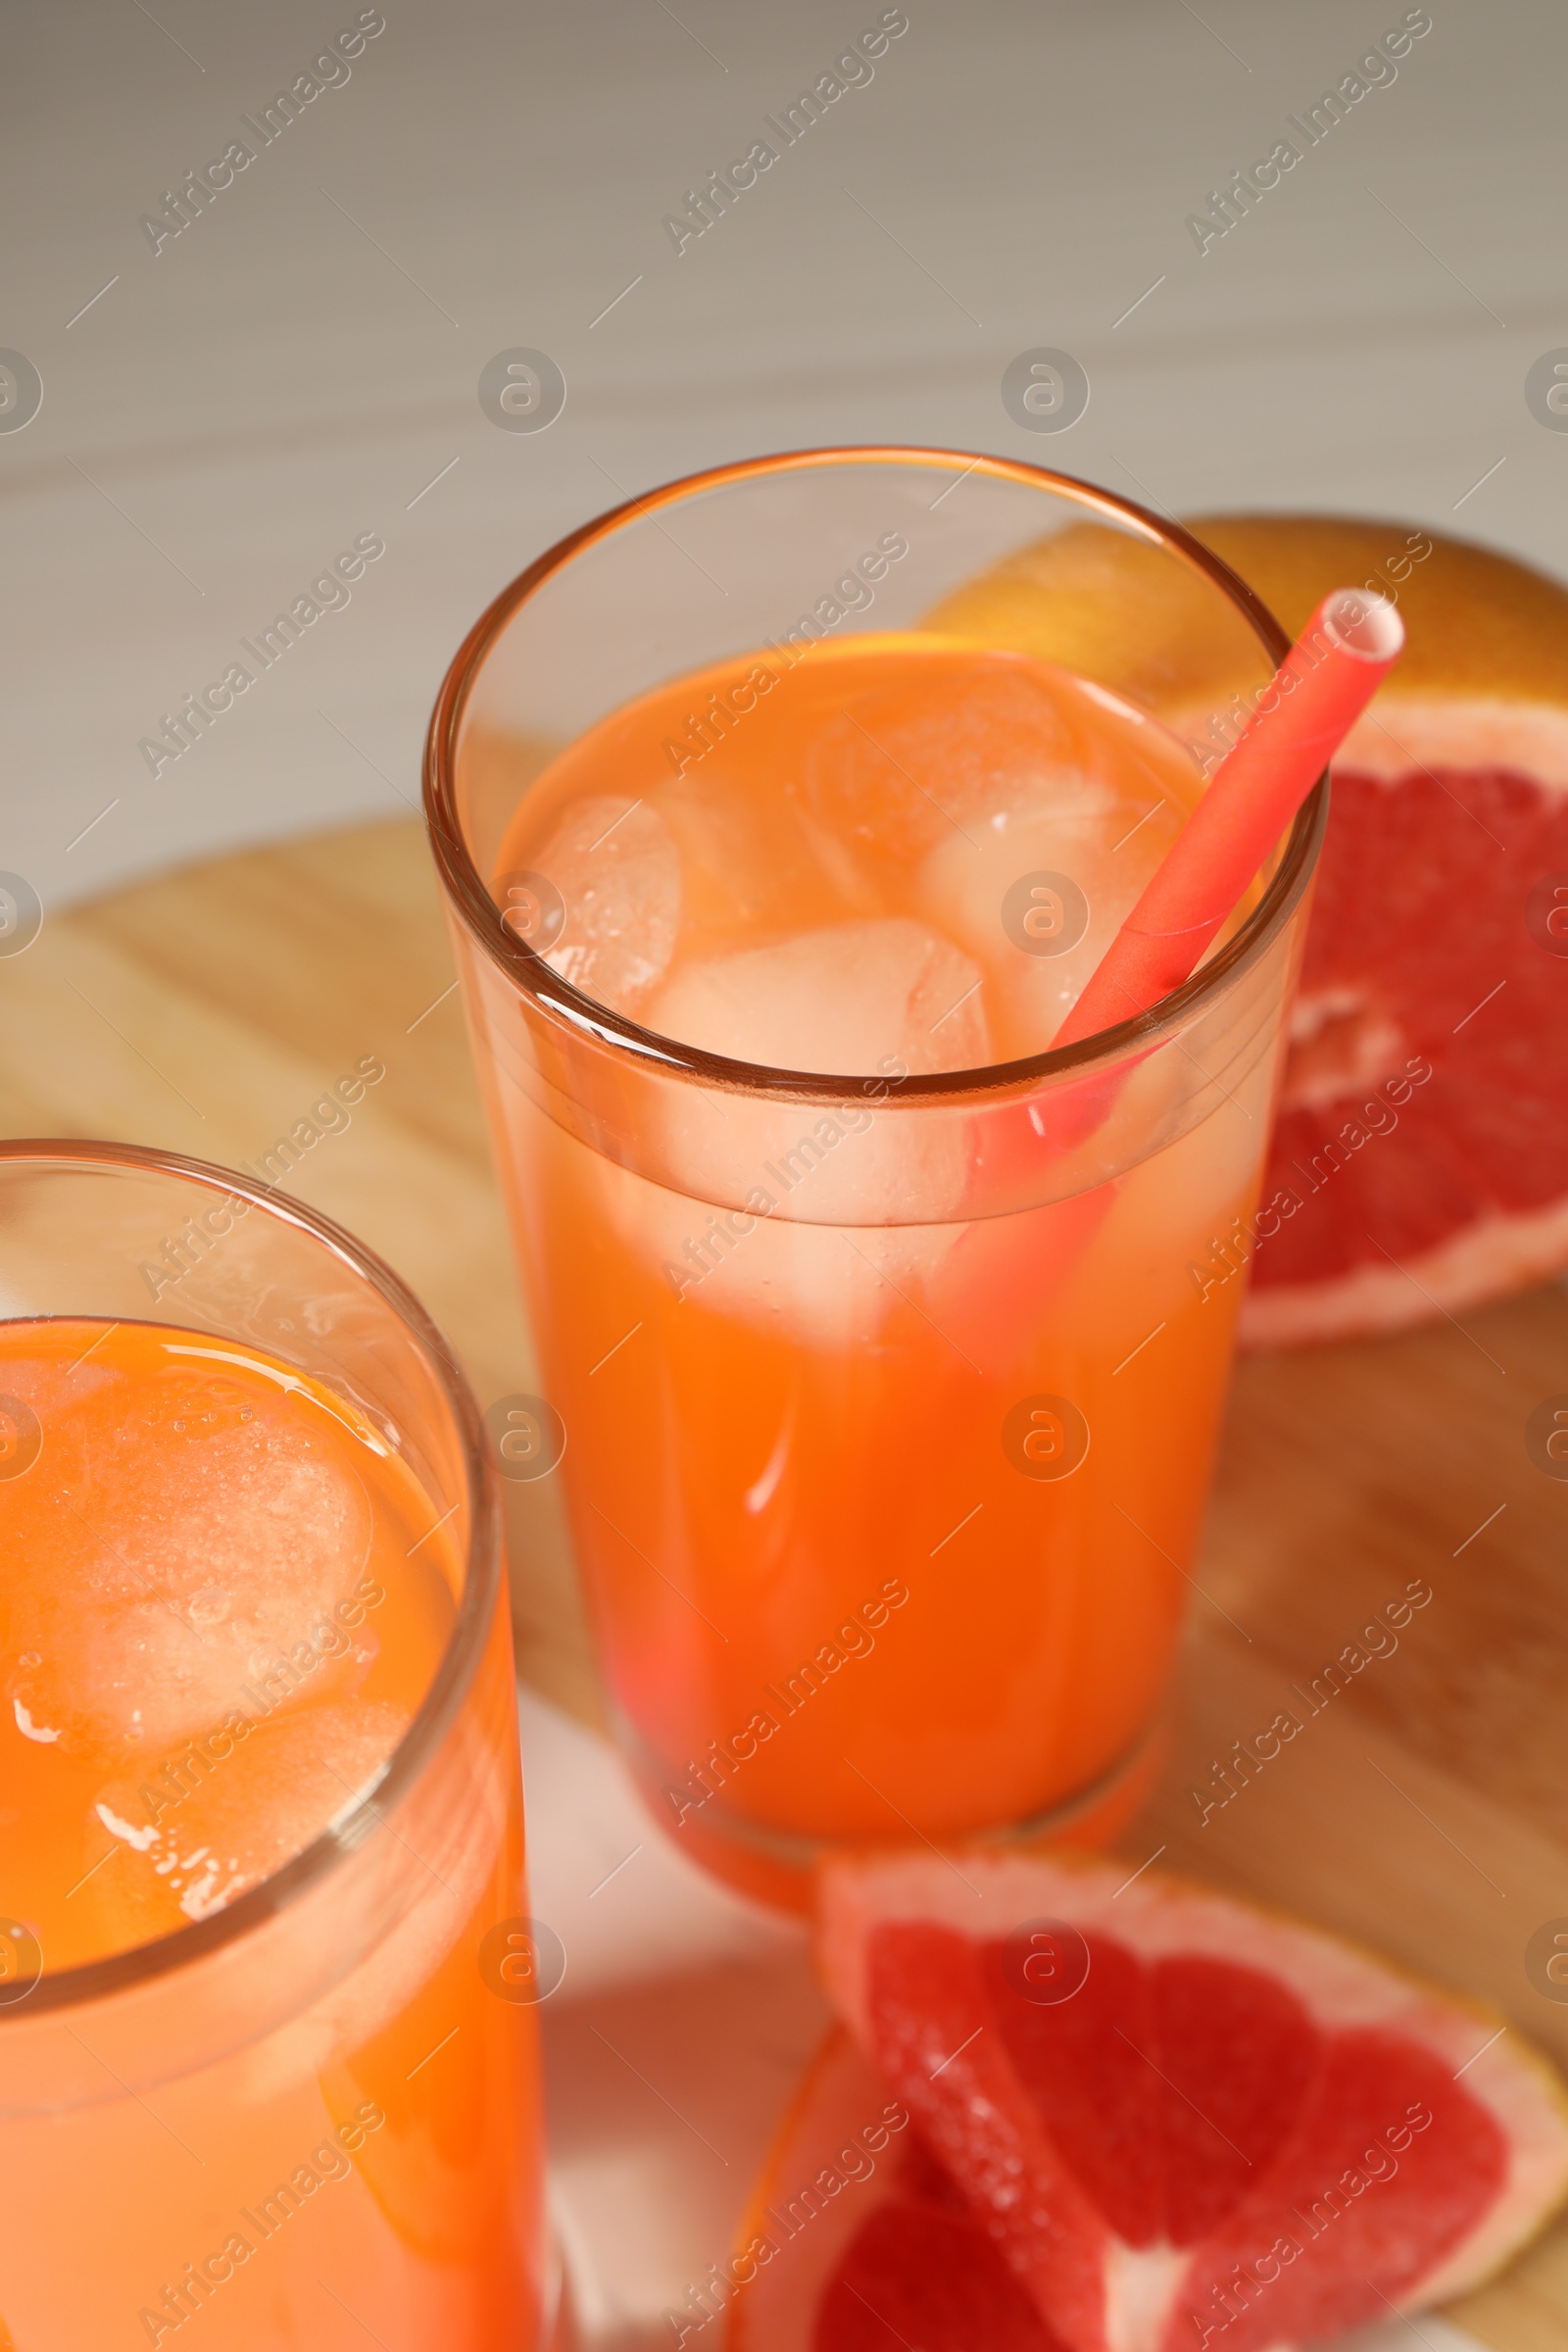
[
  {"left": 1239, "top": 1197, "right": 1568, "bottom": 1350},
  {"left": 817, "top": 1851, "right": 1568, "bottom": 2316},
  {"left": 925, "top": 514, "right": 1568, "bottom": 724},
  {"left": 726, "top": 2028, "right": 911, "bottom": 2352},
  {"left": 1321, "top": 699, "right": 1568, "bottom": 793}
]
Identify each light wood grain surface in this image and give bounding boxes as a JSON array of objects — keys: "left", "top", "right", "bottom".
[{"left": 3, "top": 817, "right": 1565, "bottom": 2348}]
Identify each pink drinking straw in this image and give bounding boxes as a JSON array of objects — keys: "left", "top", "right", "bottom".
[{"left": 1054, "top": 586, "right": 1405, "bottom": 1053}]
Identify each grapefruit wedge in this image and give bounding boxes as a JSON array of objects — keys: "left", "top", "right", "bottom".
[
  {"left": 726, "top": 1853, "right": 1568, "bottom": 2352},
  {"left": 927, "top": 515, "right": 1568, "bottom": 1348}
]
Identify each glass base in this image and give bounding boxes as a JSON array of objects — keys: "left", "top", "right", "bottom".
[{"left": 625, "top": 1707, "right": 1171, "bottom": 1914}]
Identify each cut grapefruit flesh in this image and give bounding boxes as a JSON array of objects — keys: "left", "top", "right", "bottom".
[
  {"left": 726, "top": 2028, "right": 1064, "bottom": 2352},
  {"left": 924, "top": 514, "right": 1568, "bottom": 1347},
  {"left": 788, "top": 1853, "right": 1568, "bottom": 2352},
  {"left": 816, "top": 2129, "right": 1062, "bottom": 2351},
  {"left": 1248, "top": 754, "right": 1568, "bottom": 1346}
]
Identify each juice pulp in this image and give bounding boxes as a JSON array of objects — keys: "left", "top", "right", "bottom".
[
  {"left": 480, "top": 635, "right": 1276, "bottom": 1882},
  {"left": 0, "top": 1320, "right": 546, "bottom": 2350}
]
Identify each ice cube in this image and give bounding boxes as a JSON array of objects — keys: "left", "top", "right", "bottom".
[
  {"left": 648, "top": 916, "right": 988, "bottom": 1084},
  {"left": 86, "top": 1699, "right": 408, "bottom": 1941},
  {"left": 656, "top": 756, "right": 852, "bottom": 957},
  {"left": 609, "top": 919, "right": 992, "bottom": 1346},
  {"left": 510, "top": 795, "right": 680, "bottom": 1012},
  {"left": 796, "top": 654, "right": 1089, "bottom": 875},
  {"left": 919, "top": 770, "right": 1185, "bottom": 1058},
  {"left": 6, "top": 1366, "right": 376, "bottom": 1757}
]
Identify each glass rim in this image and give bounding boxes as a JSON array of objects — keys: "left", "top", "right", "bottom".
[
  {"left": 0, "top": 1137, "right": 502, "bottom": 2020},
  {"left": 424, "top": 443, "right": 1326, "bottom": 1103}
]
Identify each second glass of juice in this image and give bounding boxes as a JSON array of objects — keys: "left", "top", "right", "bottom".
[
  {"left": 425, "top": 451, "right": 1320, "bottom": 1907},
  {"left": 0, "top": 1143, "right": 557, "bottom": 2348}
]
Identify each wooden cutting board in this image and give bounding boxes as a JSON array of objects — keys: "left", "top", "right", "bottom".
[{"left": 5, "top": 818, "right": 1566, "bottom": 2349}]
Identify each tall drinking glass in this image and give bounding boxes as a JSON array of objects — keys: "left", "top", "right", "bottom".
[
  {"left": 0, "top": 1143, "right": 557, "bottom": 2349},
  {"left": 424, "top": 450, "right": 1321, "bottom": 1909}
]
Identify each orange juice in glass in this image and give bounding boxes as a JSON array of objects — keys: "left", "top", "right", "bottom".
[
  {"left": 425, "top": 451, "right": 1319, "bottom": 1909},
  {"left": 0, "top": 1144, "right": 558, "bottom": 2350}
]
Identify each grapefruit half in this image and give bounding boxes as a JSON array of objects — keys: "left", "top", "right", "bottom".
[
  {"left": 726, "top": 1853, "right": 1568, "bottom": 2352},
  {"left": 926, "top": 515, "right": 1568, "bottom": 1348}
]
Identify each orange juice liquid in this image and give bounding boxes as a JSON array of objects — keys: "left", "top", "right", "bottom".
[
  {"left": 485, "top": 636, "right": 1269, "bottom": 1887},
  {"left": 0, "top": 1320, "right": 546, "bottom": 2349}
]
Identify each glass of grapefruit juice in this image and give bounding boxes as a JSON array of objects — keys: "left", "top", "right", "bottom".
[
  {"left": 425, "top": 450, "right": 1322, "bottom": 1909},
  {"left": 0, "top": 1143, "right": 558, "bottom": 2349}
]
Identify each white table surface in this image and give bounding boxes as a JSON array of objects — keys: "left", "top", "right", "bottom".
[{"left": 7, "top": 4, "right": 1551, "bottom": 2337}]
